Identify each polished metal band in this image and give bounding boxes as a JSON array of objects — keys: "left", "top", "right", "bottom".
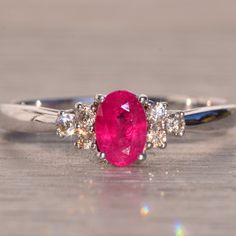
[{"left": 0, "top": 96, "right": 235, "bottom": 133}]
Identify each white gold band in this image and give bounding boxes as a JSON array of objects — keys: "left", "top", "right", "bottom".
[{"left": 0, "top": 96, "right": 235, "bottom": 134}]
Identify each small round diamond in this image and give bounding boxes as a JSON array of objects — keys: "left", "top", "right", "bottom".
[
  {"left": 166, "top": 113, "right": 185, "bottom": 136},
  {"left": 147, "top": 129, "right": 167, "bottom": 148},
  {"left": 167, "top": 118, "right": 178, "bottom": 132},
  {"left": 56, "top": 113, "right": 75, "bottom": 137},
  {"left": 76, "top": 105, "right": 95, "bottom": 128},
  {"left": 149, "top": 102, "right": 167, "bottom": 121},
  {"left": 146, "top": 102, "right": 168, "bottom": 148},
  {"left": 75, "top": 104, "right": 95, "bottom": 149}
]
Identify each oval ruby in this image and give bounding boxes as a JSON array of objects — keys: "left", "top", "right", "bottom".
[{"left": 95, "top": 90, "right": 147, "bottom": 167}]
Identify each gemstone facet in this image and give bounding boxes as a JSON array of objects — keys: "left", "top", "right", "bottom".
[
  {"left": 166, "top": 112, "right": 185, "bottom": 136},
  {"left": 148, "top": 102, "right": 167, "bottom": 121},
  {"left": 95, "top": 90, "right": 147, "bottom": 167},
  {"left": 146, "top": 102, "right": 168, "bottom": 148},
  {"left": 75, "top": 104, "right": 96, "bottom": 149},
  {"left": 56, "top": 113, "right": 75, "bottom": 137}
]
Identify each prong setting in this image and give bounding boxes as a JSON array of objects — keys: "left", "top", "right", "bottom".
[
  {"left": 90, "top": 104, "right": 97, "bottom": 113},
  {"left": 97, "top": 152, "right": 106, "bottom": 160},
  {"left": 162, "top": 102, "right": 168, "bottom": 109},
  {"left": 74, "top": 102, "right": 83, "bottom": 110},
  {"left": 55, "top": 91, "right": 185, "bottom": 166},
  {"left": 145, "top": 142, "right": 153, "bottom": 150},
  {"left": 139, "top": 94, "right": 149, "bottom": 105},
  {"left": 159, "top": 141, "right": 167, "bottom": 149},
  {"left": 91, "top": 143, "right": 97, "bottom": 150},
  {"left": 138, "top": 152, "right": 147, "bottom": 162},
  {"left": 59, "top": 111, "right": 65, "bottom": 116},
  {"left": 94, "top": 94, "right": 105, "bottom": 104}
]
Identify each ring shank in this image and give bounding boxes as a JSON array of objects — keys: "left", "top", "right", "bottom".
[
  {"left": 0, "top": 96, "right": 235, "bottom": 133},
  {"left": 20, "top": 95, "right": 226, "bottom": 110}
]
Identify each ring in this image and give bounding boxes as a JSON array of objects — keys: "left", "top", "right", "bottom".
[{"left": 0, "top": 90, "right": 235, "bottom": 167}]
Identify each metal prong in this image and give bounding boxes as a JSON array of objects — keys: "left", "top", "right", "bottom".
[
  {"left": 75, "top": 102, "right": 83, "bottom": 110},
  {"left": 139, "top": 94, "right": 148, "bottom": 105},
  {"left": 88, "top": 125, "right": 94, "bottom": 132},
  {"left": 91, "top": 143, "right": 97, "bottom": 150},
  {"left": 91, "top": 104, "right": 97, "bottom": 113},
  {"left": 97, "top": 152, "right": 106, "bottom": 160},
  {"left": 146, "top": 101, "right": 153, "bottom": 109},
  {"left": 146, "top": 142, "right": 153, "bottom": 150},
  {"left": 159, "top": 142, "right": 167, "bottom": 149},
  {"left": 179, "top": 112, "right": 185, "bottom": 118},
  {"left": 178, "top": 130, "right": 185, "bottom": 137},
  {"left": 59, "top": 111, "right": 65, "bottom": 116},
  {"left": 94, "top": 94, "right": 105, "bottom": 104},
  {"left": 138, "top": 152, "right": 147, "bottom": 162},
  {"left": 161, "top": 102, "right": 168, "bottom": 109}
]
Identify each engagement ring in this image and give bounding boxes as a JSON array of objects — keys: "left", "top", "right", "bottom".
[{"left": 0, "top": 90, "right": 235, "bottom": 167}]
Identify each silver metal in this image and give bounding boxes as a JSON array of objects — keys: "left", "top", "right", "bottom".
[
  {"left": 159, "top": 141, "right": 167, "bottom": 149},
  {"left": 91, "top": 143, "right": 97, "bottom": 150},
  {"left": 94, "top": 94, "right": 105, "bottom": 104},
  {"left": 97, "top": 152, "right": 106, "bottom": 160},
  {"left": 139, "top": 94, "right": 149, "bottom": 105},
  {"left": 90, "top": 104, "right": 97, "bottom": 113},
  {"left": 74, "top": 102, "right": 83, "bottom": 110},
  {"left": 145, "top": 142, "right": 153, "bottom": 150},
  {"left": 138, "top": 152, "right": 147, "bottom": 162},
  {"left": 0, "top": 96, "right": 235, "bottom": 134},
  {"left": 162, "top": 102, "right": 168, "bottom": 109}
]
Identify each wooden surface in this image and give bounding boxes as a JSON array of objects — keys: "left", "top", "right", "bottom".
[{"left": 0, "top": 1, "right": 236, "bottom": 236}]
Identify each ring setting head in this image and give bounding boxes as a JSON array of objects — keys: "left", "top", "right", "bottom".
[{"left": 56, "top": 90, "right": 185, "bottom": 167}]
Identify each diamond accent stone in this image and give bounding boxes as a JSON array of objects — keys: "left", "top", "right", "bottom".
[
  {"left": 56, "top": 113, "right": 75, "bottom": 137},
  {"left": 166, "top": 112, "right": 185, "bottom": 136},
  {"left": 146, "top": 102, "right": 168, "bottom": 148},
  {"left": 148, "top": 102, "right": 167, "bottom": 121},
  {"left": 75, "top": 104, "right": 95, "bottom": 149},
  {"left": 147, "top": 129, "right": 167, "bottom": 148},
  {"left": 55, "top": 93, "right": 186, "bottom": 159}
]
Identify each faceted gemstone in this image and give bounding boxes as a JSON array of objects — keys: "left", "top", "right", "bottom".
[
  {"left": 146, "top": 102, "right": 167, "bottom": 148},
  {"left": 75, "top": 104, "right": 95, "bottom": 149},
  {"left": 147, "top": 129, "right": 167, "bottom": 148},
  {"left": 75, "top": 104, "right": 95, "bottom": 128},
  {"left": 166, "top": 113, "right": 185, "bottom": 136},
  {"left": 75, "top": 126, "right": 95, "bottom": 149},
  {"left": 56, "top": 113, "right": 75, "bottom": 137},
  {"left": 148, "top": 102, "right": 167, "bottom": 122},
  {"left": 95, "top": 90, "right": 147, "bottom": 167}
]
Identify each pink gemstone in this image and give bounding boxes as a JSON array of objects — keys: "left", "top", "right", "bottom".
[{"left": 95, "top": 90, "right": 147, "bottom": 167}]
